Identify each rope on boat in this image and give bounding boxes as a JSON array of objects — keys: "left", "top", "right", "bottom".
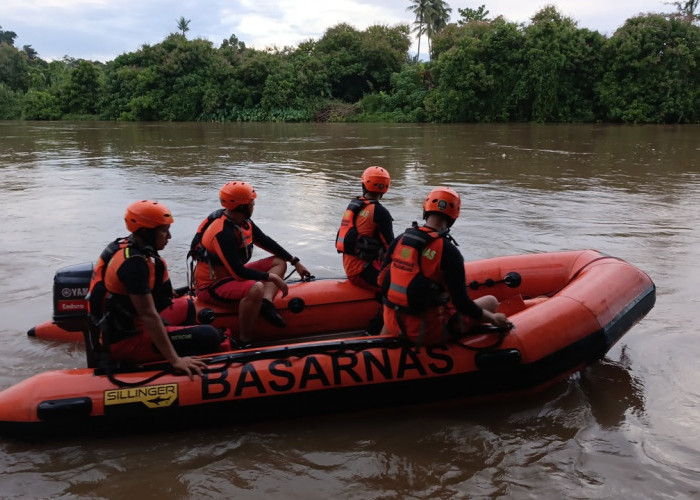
[{"left": 100, "top": 329, "right": 510, "bottom": 388}]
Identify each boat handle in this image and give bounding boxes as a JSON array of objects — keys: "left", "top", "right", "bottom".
[{"left": 468, "top": 271, "right": 522, "bottom": 290}]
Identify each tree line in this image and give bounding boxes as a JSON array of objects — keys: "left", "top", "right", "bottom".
[{"left": 1, "top": 3, "right": 699, "bottom": 124}]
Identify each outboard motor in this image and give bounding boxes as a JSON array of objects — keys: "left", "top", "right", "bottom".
[{"left": 52, "top": 262, "right": 93, "bottom": 332}]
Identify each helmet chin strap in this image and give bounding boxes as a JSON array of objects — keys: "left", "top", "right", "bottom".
[
  {"left": 130, "top": 230, "right": 158, "bottom": 255},
  {"left": 225, "top": 205, "right": 251, "bottom": 221}
]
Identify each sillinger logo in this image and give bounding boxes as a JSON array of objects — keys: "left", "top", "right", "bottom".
[{"left": 104, "top": 383, "right": 178, "bottom": 409}]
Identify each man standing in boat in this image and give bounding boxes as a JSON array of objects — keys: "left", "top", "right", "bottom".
[
  {"left": 88, "top": 200, "right": 220, "bottom": 379},
  {"left": 380, "top": 187, "right": 511, "bottom": 345},
  {"left": 336, "top": 166, "right": 395, "bottom": 334},
  {"left": 191, "top": 181, "right": 311, "bottom": 344}
]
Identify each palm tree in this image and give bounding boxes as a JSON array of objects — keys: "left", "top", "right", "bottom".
[
  {"left": 406, "top": 0, "right": 428, "bottom": 61},
  {"left": 406, "top": 0, "right": 452, "bottom": 61},
  {"left": 424, "top": 0, "right": 452, "bottom": 55},
  {"left": 673, "top": 0, "right": 700, "bottom": 22},
  {"left": 176, "top": 16, "right": 191, "bottom": 38}
]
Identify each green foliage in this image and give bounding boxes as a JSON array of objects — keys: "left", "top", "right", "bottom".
[
  {"left": 0, "top": 83, "right": 22, "bottom": 118},
  {"left": 313, "top": 23, "right": 410, "bottom": 102},
  {"left": 101, "top": 35, "right": 232, "bottom": 121},
  {"left": 406, "top": 0, "right": 452, "bottom": 60},
  {"left": 356, "top": 64, "right": 429, "bottom": 121},
  {"left": 0, "top": 43, "right": 30, "bottom": 91},
  {"left": 668, "top": 1, "right": 700, "bottom": 22},
  {"left": 315, "top": 24, "right": 369, "bottom": 102},
  {"left": 64, "top": 60, "right": 103, "bottom": 114},
  {"left": 458, "top": 5, "right": 490, "bottom": 24},
  {"left": 426, "top": 18, "right": 525, "bottom": 122},
  {"left": 2, "top": 9, "right": 699, "bottom": 124},
  {"left": 22, "top": 90, "right": 61, "bottom": 119},
  {"left": 519, "top": 6, "right": 604, "bottom": 122},
  {"left": 0, "top": 26, "right": 17, "bottom": 46},
  {"left": 597, "top": 14, "right": 700, "bottom": 123},
  {"left": 176, "top": 17, "right": 191, "bottom": 37}
]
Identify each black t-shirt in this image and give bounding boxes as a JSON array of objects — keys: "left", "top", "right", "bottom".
[
  {"left": 116, "top": 256, "right": 152, "bottom": 294},
  {"left": 372, "top": 202, "right": 395, "bottom": 245},
  {"left": 215, "top": 219, "right": 293, "bottom": 281}
]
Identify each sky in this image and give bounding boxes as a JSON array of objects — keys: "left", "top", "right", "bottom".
[{"left": 3, "top": 0, "right": 674, "bottom": 62}]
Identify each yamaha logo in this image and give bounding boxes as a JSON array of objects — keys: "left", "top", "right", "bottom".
[{"left": 61, "top": 287, "right": 89, "bottom": 298}]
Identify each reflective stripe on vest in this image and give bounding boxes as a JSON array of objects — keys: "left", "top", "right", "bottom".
[
  {"left": 385, "top": 226, "right": 443, "bottom": 312},
  {"left": 336, "top": 197, "right": 376, "bottom": 255}
]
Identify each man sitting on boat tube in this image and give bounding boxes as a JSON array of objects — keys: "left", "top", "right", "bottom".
[
  {"left": 88, "top": 201, "right": 221, "bottom": 379},
  {"left": 190, "top": 181, "right": 311, "bottom": 344},
  {"left": 335, "top": 166, "right": 395, "bottom": 334},
  {"left": 380, "top": 187, "right": 512, "bottom": 346}
]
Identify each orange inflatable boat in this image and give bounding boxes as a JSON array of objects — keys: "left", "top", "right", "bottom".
[
  {"left": 3, "top": 250, "right": 655, "bottom": 438},
  {"left": 28, "top": 263, "right": 380, "bottom": 344}
]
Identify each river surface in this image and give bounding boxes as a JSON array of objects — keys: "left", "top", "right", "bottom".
[{"left": 0, "top": 121, "right": 698, "bottom": 498}]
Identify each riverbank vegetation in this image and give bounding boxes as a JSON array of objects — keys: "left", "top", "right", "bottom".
[{"left": 1, "top": 4, "right": 699, "bottom": 123}]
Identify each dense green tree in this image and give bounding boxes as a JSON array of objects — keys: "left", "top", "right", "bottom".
[
  {"left": 313, "top": 23, "right": 409, "bottom": 102},
  {"left": 220, "top": 34, "right": 246, "bottom": 53},
  {"left": 457, "top": 5, "right": 490, "bottom": 24},
  {"left": 102, "top": 34, "right": 229, "bottom": 120},
  {"left": 361, "top": 24, "right": 412, "bottom": 91},
  {"left": 0, "top": 26, "right": 17, "bottom": 46},
  {"left": 3, "top": 9, "right": 700, "bottom": 124},
  {"left": 22, "top": 45, "right": 38, "bottom": 60},
  {"left": 519, "top": 6, "right": 604, "bottom": 122},
  {"left": 22, "top": 90, "right": 61, "bottom": 119},
  {"left": 0, "top": 83, "right": 22, "bottom": 119},
  {"left": 315, "top": 24, "right": 366, "bottom": 101},
  {"left": 223, "top": 47, "right": 278, "bottom": 115},
  {"left": 0, "top": 43, "right": 30, "bottom": 92},
  {"left": 358, "top": 64, "right": 430, "bottom": 121},
  {"left": 44, "top": 59, "right": 74, "bottom": 93},
  {"left": 598, "top": 14, "right": 700, "bottom": 123},
  {"left": 426, "top": 18, "right": 525, "bottom": 121},
  {"left": 63, "top": 60, "right": 103, "bottom": 115}
]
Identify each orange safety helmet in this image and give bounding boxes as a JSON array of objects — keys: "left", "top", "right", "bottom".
[
  {"left": 423, "top": 187, "right": 461, "bottom": 225},
  {"left": 219, "top": 181, "right": 257, "bottom": 210},
  {"left": 124, "top": 200, "right": 174, "bottom": 232},
  {"left": 361, "top": 166, "right": 391, "bottom": 194}
]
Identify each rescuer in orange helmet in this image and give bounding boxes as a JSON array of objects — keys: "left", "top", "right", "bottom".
[
  {"left": 88, "top": 200, "right": 222, "bottom": 379},
  {"left": 190, "top": 182, "right": 311, "bottom": 344},
  {"left": 335, "top": 166, "right": 395, "bottom": 334},
  {"left": 380, "top": 187, "right": 511, "bottom": 346}
]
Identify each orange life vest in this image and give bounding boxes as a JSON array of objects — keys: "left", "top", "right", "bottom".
[
  {"left": 101, "top": 244, "right": 171, "bottom": 342},
  {"left": 87, "top": 237, "right": 129, "bottom": 318},
  {"left": 384, "top": 225, "right": 449, "bottom": 314},
  {"left": 188, "top": 208, "right": 225, "bottom": 261},
  {"left": 335, "top": 198, "right": 383, "bottom": 261},
  {"left": 193, "top": 212, "right": 255, "bottom": 288}
]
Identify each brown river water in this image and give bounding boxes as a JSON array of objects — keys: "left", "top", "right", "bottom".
[{"left": 0, "top": 121, "right": 698, "bottom": 498}]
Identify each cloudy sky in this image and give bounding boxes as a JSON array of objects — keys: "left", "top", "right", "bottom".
[{"left": 4, "top": 0, "right": 672, "bottom": 62}]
